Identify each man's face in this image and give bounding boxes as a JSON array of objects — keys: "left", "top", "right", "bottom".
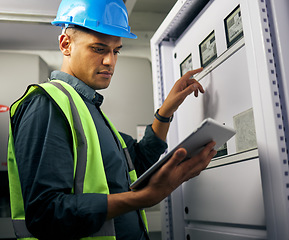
[{"left": 62, "top": 29, "right": 122, "bottom": 90}]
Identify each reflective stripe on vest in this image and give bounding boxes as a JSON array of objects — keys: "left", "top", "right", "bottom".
[{"left": 8, "top": 80, "right": 147, "bottom": 239}]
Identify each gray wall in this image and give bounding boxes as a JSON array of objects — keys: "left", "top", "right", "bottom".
[{"left": 100, "top": 56, "right": 154, "bottom": 138}]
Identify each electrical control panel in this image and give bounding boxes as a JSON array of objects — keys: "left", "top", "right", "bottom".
[{"left": 151, "top": 0, "right": 289, "bottom": 239}]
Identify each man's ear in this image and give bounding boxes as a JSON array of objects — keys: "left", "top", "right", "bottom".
[{"left": 59, "top": 34, "right": 71, "bottom": 56}]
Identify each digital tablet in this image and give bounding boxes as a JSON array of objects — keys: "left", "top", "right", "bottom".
[{"left": 130, "top": 118, "right": 236, "bottom": 190}]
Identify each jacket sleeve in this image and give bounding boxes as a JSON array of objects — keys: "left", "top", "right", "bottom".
[
  {"left": 120, "top": 125, "right": 168, "bottom": 176},
  {"left": 12, "top": 91, "right": 107, "bottom": 239}
]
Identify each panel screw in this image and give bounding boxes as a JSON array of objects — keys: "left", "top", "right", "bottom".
[{"left": 185, "top": 206, "right": 189, "bottom": 214}]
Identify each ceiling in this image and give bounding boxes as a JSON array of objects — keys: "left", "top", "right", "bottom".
[{"left": 0, "top": 0, "right": 177, "bottom": 51}]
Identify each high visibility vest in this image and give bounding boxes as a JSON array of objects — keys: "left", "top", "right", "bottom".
[{"left": 7, "top": 80, "right": 148, "bottom": 240}]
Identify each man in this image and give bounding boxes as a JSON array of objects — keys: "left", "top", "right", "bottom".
[{"left": 7, "top": 0, "right": 217, "bottom": 239}]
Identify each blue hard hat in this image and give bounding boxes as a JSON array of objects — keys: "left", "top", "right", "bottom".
[{"left": 51, "top": 0, "right": 137, "bottom": 39}]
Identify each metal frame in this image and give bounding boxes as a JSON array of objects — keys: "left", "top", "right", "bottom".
[
  {"left": 242, "top": 0, "right": 289, "bottom": 238},
  {"left": 0, "top": 11, "right": 54, "bottom": 24}
]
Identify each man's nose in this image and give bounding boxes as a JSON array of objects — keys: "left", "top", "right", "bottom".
[{"left": 103, "top": 52, "right": 116, "bottom": 66}]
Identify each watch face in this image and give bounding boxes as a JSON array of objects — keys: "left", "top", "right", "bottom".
[
  {"left": 180, "top": 54, "right": 193, "bottom": 77},
  {"left": 199, "top": 31, "right": 217, "bottom": 68},
  {"left": 224, "top": 5, "right": 244, "bottom": 48}
]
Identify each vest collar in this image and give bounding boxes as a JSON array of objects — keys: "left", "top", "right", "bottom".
[{"left": 50, "top": 71, "right": 104, "bottom": 107}]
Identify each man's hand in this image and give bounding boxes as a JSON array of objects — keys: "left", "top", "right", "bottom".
[
  {"left": 158, "top": 67, "right": 204, "bottom": 118},
  {"left": 143, "top": 141, "right": 217, "bottom": 205}
]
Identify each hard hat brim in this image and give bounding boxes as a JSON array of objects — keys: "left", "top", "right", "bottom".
[{"left": 51, "top": 21, "right": 137, "bottom": 39}]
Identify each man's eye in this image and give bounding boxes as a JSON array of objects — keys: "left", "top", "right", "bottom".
[
  {"left": 114, "top": 50, "right": 121, "bottom": 55},
  {"left": 92, "top": 47, "right": 104, "bottom": 53}
]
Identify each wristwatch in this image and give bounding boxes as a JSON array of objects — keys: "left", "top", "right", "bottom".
[{"left": 154, "top": 109, "right": 174, "bottom": 123}]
